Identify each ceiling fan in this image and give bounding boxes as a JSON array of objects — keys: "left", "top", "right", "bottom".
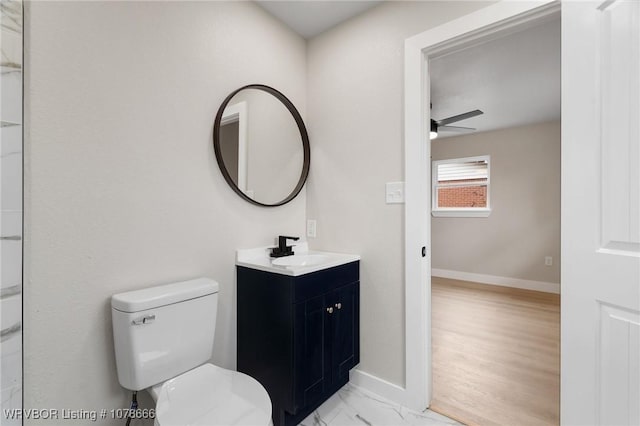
[{"left": 430, "top": 108, "right": 483, "bottom": 139}]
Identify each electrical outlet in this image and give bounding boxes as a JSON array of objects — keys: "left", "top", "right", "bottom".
[
  {"left": 545, "top": 256, "right": 553, "bottom": 266},
  {"left": 307, "top": 219, "right": 317, "bottom": 238}
]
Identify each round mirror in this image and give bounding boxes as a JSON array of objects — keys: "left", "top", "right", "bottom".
[{"left": 213, "top": 84, "right": 310, "bottom": 207}]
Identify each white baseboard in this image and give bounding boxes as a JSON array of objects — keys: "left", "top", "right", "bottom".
[
  {"left": 349, "top": 368, "right": 406, "bottom": 405},
  {"left": 431, "top": 268, "right": 560, "bottom": 294}
]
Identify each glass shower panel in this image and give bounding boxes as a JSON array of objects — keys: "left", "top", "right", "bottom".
[{"left": 0, "top": 1, "right": 23, "bottom": 424}]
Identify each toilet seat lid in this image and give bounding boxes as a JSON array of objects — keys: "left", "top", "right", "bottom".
[{"left": 154, "top": 363, "right": 272, "bottom": 426}]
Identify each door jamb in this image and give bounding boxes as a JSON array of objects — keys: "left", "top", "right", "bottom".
[{"left": 221, "top": 101, "right": 248, "bottom": 193}]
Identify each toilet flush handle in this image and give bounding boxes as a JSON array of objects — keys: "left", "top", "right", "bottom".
[{"left": 132, "top": 314, "right": 156, "bottom": 325}]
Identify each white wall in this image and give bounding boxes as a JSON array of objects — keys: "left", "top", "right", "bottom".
[
  {"left": 306, "top": 1, "right": 493, "bottom": 387},
  {"left": 431, "top": 121, "right": 561, "bottom": 285},
  {"left": 24, "top": 2, "right": 306, "bottom": 423},
  {"left": 227, "top": 89, "right": 304, "bottom": 204}
]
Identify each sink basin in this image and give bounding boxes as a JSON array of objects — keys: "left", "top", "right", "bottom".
[
  {"left": 272, "top": 254, "right": 330, "bottom": 267},
  {"left": 236, "top": 242, "right": 360, "bottom": 276}
]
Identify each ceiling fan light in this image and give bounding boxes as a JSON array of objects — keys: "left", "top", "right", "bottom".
[
  {"left": 430, "top": 131, "right": 438, "bottom": 139},
  {"left": 430, "top": 119, "right": 438, "bottom": 139}
]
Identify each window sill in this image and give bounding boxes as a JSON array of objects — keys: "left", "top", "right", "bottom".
[{"left": 431, "top": 208, "right": 491, "bottom": 218}]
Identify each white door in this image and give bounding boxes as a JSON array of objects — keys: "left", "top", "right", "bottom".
[{"left": 562, "top": 1, "right": 640, "bottom": 425}]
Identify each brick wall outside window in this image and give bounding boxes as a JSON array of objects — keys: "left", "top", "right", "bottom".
[{"left": 437, "top": 178, "right": 487, "bottom": 208}]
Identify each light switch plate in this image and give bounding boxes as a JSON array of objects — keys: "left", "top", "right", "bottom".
[{"left": 386, "top": 182, "right": 405, "bottom": 204}]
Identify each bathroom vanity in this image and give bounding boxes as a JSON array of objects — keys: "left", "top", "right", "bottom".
[{"left": 236, "top": 245, "right": 360, "bottom": 426}]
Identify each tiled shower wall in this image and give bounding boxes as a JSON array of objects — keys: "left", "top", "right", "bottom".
[{"left": 0, "top": 0, "right": 22, "bottom": 424}]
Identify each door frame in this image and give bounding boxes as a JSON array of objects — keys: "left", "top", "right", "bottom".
[
  {"left": 220, "top": 101, "right": 248, "bottom": 193},
  {"left": 402, "top": 0, "right": 560, "bottom": 411}
]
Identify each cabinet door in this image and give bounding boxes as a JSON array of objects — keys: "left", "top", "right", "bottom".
[
  {"left": 330, "top": 282, "right": 359, "bottom": 385},
  {"left": 293, "top": 293, "right": 330, "bottom": 412}
]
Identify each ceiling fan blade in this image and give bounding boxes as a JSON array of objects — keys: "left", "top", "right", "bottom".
[
  {"left": 438, "top": 125, "right": 475, "bottom": 133},
  {"left": 438, "top": 109, "right": 483, "bottom": 126}
]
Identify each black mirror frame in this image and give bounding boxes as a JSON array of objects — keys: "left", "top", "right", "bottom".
[{"left": 213, "top": 84, "right": 311, "bottom": 207}]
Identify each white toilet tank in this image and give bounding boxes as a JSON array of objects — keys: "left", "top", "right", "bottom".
[{"left": 111, "top": 278, "right": 219, "bottom": 391}]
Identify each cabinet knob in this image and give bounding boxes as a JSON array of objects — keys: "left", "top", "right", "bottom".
[
  {"left": 335, "top": 303, "right": 342, "bottom": 310},
  {"left": 326, "top": 307, "right": 334, "bottom": 314}
]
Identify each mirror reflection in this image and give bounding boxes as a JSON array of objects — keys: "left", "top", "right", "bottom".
[{"left": 214, "top": 86, "right": 309, "bottom": 206}]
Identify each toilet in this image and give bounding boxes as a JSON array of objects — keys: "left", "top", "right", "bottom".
[{"left": 111, "top": 278, "right": 272, "bottom": 426}]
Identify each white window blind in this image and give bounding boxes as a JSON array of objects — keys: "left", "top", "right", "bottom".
[{"left": 437, "top": 160, "right": 488, "bottom": 182}]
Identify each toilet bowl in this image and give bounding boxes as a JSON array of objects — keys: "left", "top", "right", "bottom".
[
  {"left": 149, "top": 364, "right": 271, "bottom": 426},
  {"left": 111, "top": 278, "right": 272, "bottom": 426}
]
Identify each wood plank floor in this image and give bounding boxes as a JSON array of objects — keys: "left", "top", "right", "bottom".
[{"left": 430, "top": 277, "right": 560, "bottom": 426}]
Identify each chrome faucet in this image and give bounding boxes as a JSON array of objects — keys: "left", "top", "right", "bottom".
[{"left": 270, "top": 236, "right": 299, "bottom": 258}]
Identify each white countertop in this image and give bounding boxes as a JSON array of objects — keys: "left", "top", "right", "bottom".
[{"left": 236, "top": 242, "right": 360, "bottom": 277}]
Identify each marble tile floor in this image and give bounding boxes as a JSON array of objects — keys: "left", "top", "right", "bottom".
[{"left": 299, "top": 384, "right": 461, "bottom": 426}]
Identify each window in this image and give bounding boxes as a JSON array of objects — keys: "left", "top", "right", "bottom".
[{"left": 432, "top": 155, "right": 491, "bottom": 217}]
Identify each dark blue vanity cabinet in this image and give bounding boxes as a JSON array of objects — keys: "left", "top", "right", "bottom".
[{"left": 237, "top": 261, "right": 360, "bottom": 426}]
